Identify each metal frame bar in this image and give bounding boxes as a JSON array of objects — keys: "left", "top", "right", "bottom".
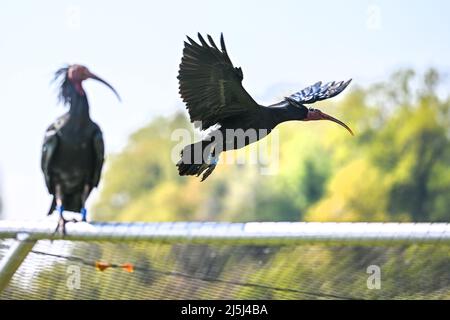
[
  {"left": 0, "top": 233, "right": 36, "bottom": 292},
  {"left": 0, "top": 220, "right": 449, "bottom": 245}
]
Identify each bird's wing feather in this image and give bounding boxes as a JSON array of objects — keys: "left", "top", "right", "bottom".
[
  {"left": 270, "top": 79, "right": 352, "bottom": 107},
  {"left": 178, "top": 33, "right": 260, "bottom": 130},
  {"left": 91, "top": 129, "right": 104, "bottom": 188},
  {"left": 41, "top": 125, "right": 59, "bottom": 193},
  {"left": 41, "top": 114, "right": 70, "bottom": 193}
]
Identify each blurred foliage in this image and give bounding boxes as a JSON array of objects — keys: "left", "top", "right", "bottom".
[{"left": 94, "top": 69, "right": 450, "bottom": 222}]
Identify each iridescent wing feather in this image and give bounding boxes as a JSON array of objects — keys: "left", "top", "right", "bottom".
[{"left": 270, "top": 79, "right": 352, "bottom": 107}]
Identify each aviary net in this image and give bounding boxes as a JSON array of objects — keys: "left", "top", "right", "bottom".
[{"left": 0, "top": 238, "right": 449, "bottom": 299}]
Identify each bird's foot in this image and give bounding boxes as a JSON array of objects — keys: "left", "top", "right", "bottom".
[
  {"left": 201, "top": 162, "right": 217, "bottom": 181},
  {"left": 193, "top": 155, "right": 219, "bottom": 181},
  {"left": 52, "top": 207, "right": 77, "bottom": 237},
  {"left": 53, "top": 216, "right": 79, "bottom": 237},
  {"left": 198, "top": 155, "right": 218, "bottom": 181}
]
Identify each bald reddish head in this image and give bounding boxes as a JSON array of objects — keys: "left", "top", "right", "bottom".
[{"left": 66, "top": 64, "right": 121, "bottom": 101}]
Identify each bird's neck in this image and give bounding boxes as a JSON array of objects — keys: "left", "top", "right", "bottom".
[
  {"left": 69, "top": 93, "right": 90, "bottom": 120},
  {"left": 268, "top": 105, "right": 308, "bottom": 126}
]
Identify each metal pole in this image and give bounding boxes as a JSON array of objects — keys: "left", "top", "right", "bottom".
[
  {"left": 0, "top": 233, "right": 36, "bottom": 293},
  {"left": 0, "top": 221, "right": 450, "bottom": 245}
]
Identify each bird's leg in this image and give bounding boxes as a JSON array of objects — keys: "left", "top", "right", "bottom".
[
  {"left": 53, "top": 185, "right": 67, "bottom": 236},
  {"left": 52, "top": 185, "right": 77, "bottom": 236},
  {"left": 80, "top": 184, "right": 91, "bottom": 222},
  {"left": 200, "top": 149, "right": 219, "bottom": 181},
  {"left": 195, "top": 144, "right": 216, "bottom": 179}
]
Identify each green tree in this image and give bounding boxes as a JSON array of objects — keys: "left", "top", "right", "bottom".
[{"left": 307, "top": 69, "right": 450, "bottom": 222}]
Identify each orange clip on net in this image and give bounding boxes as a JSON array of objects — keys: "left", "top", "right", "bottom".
[
  {"left": 95, "top": 261, "right": 111, "bottom": 272},
  {"left": 121, "top": 263, "right": 134, "bottom": 273}
]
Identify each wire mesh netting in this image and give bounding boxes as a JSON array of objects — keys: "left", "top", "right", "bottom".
[
  {"left": 0, "top": 241, "right": 9, "bottom": 261},
  {"left": 0, "top": 239, "right": 449, "bottom": 300}
]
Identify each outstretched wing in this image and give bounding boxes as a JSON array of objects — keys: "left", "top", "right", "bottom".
[
  {"left": 270, "top": 79, "right": 352, "bottom": 107},
  {"left": 178, "top": 33, "right": 260, "bottom": 130},
  {"left": 91, "top": 128, "right": 104, "bottom": 188}
]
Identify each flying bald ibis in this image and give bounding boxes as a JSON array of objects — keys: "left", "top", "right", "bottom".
[
  {"left": 177, "top": 33, "right": 353, "bottom": 181},
  {"left": 41, "top": 64, "right": 120, "bottom": 234}
]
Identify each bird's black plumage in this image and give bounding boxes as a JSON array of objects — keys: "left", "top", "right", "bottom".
[
  {"left": 177, "top": 33, "right": 353, "bottom": 181},
  {"left": 41, "top": 64, "right": 120, "bottom": 234},
  {"left": 42, "top": 68, "right": 104, "bottom": 215}
]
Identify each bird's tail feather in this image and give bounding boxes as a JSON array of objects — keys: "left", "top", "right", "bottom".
[
  {"left": 177, "top": 141, "right": 218, "bottom": 181},
  {"left": 47, "top": 196, "right": 56, "bottom": 216}
]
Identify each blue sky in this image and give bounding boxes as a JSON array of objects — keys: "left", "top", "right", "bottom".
[{"left": 1, "top": 0, "right": 450, "bottom": 219}]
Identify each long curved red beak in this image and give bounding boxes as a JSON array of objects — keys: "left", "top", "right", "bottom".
[
  {"left": 87, "top": 72, "right": 121, "bottom": 102},
  {"left": 305, "top": 109, "right": 354, "bottom": 136}
]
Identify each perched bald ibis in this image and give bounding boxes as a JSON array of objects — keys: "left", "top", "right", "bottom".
[
  {"left": 177, "top": 33, "right": 353, "bottom": 181},
  {"left": 41, "top": 64, "right": 120, "bottom": 234}
]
